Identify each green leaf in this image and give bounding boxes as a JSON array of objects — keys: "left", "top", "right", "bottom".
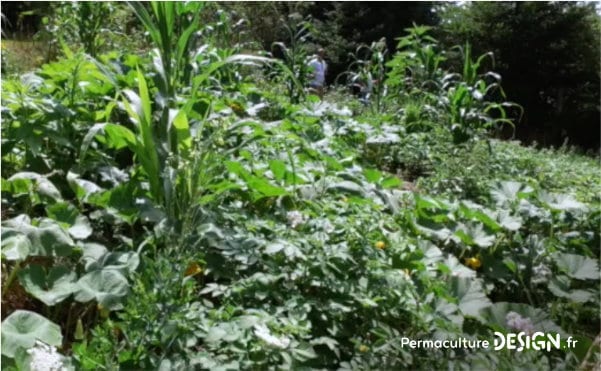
[
  {"left": 291, "top": 344, "right": 317, "bottom": 361},
  {"left": 414, "top": 219, "right": 453, "bottom": 241},
  {"left": 381, "top": 176, "right": 402, "bottom": 189},
  {"left": 67, "top": 172, "right": 103, "bottom": 203},
  {"left": 46, "top": 202, "right": 79, "bottom": 226},
  {"left": 18, "top": 265, "right": 77, "bottom": 306},
  {"left": 479, "top": 302, "right": 565, "bottom": 336},
  {"left": 415, "top": 194, "right": 451, "bottom": 212},
  {"left": 448, "top": 277, "right": 491, "bottom": 321},
  {"left": 1, "top": 230, "right": 31, "bottom": 261},
  {"left": 136, "top": 66, "right": 152, "bottom": 125},
  {"left": 82, "top": 242, "right": 109, "bottom": 271},
  {"left": 441, "top": 255, "right": 477, "bottom": 278},
  {"left": 265, "top": 241, "right": 285, "bottom": 254},
  {"left": 540, "top": 192, "right": 587, "bottom": 213},
  {"left": 327, "top": 181, "right": 365, "bottom": 197},
  {"left": 1, "top": 310, "right": 62, "bottom": 357},
  {"left": 104, "top": 123, "right": 136, "bottom": 150},
  {"left": 2, "top": 176, "right": 31, "bottom": 196},
  {"left": 226, "top": 161, "right": 250, "bottom": 179},
  {"left": 490, "top": 181, "right": 532, "bottom": 206},
  {"left": 265, "top": 240, "right": 305, "bottom": 260},
  {"left": 458, "top": 202, "right": 501, "bottom": 231},
  {"left": 68, "top": 215, "right": 93, "bottom": 240},
  {"left": 496, "top": 210, "right": 522, "bottom": 231},
  {"left": 4, "top": 216, "right": 74, "bottom": 257},
  {"left": 7, "top": 172, "right": 62, "bottom": 202},
  {"left": 205, "top": 325, "right": 227, "bottom": 343},
  {"left": 75, "top": 270, "right": 129, "bottom": 310},
  {"left": 553, "top": 253, "right": 599, "bottom": 280},
  {"left": 46, "top": 202, "right": 93, "bottom": 240},
  {"left": 246, "top": 177, "right": 287, "bottom": 198},
  {"left": 454, "top": 223, "right": 495, "bottom": 248},
  {"left": 269, "top": 160, "right": 287, "bottom": 182},
  {"left": 363, "top": 168, "right": 382, "bottom": 183},
  {"left": 548, "top": 276, "right": 595, "bottom": 303},
  {"left": 172, "top": 110, "right": 192, "bottom": 153},
  {"left": 80, "top": 123, "right": 109, "bottom": 162},
  {"left": 85, "top": 251, "right": 140, "bottom": 275}
]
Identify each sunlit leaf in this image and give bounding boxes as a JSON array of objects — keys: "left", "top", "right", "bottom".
[
  {"left": 490, "top": 181, "right": 532, "bottom": 206},
  {"left": 1, "top": 310, "right": 62, "bottom": 357},
  {"left": 1, "top": 230, "right": 31, "bottom": 261},
  {"left": 3, "top": 216, "right": 74, "bottom": 257},
  {"left": 553, "top": 253, "right": 599, "bottom": 280},
  {"left": 18, "top": 265, "right": 77, "bottom": 306},
  {"left": 7, "top": 172, "right": 62, "bottom": 201},
  {"left": 75, "top": 270, "right": 129, "bottom": 310},
  {"left": 479, "top": 302, "right": 565, "bottom": 336},
  {"left": 269, "top": 160, "right": 287, "bottom": 182},
  {"left": 548, "top": 276, "right": 595, "bottom": 303},
  {"left": 448, "top": 277, "right": 491, "bottom": 321},
  {"left": 68, "top": 215, "right": 93, "bottom": 240}
]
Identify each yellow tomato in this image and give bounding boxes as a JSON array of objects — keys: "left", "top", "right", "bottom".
[
  {"left": 464, "top": 257, "right": 482, "bottom": 269},
  {"left": 184, "top": 262, "right": 203, "bottom": 277}
]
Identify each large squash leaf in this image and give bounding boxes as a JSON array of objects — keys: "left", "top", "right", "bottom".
[{"left": 1, "top": 310, "right": 62, "bottom": 357}]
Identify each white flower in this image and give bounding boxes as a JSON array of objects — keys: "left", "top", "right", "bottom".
[
  {"left": 506, "top": 311, "right": 535, "bottom": 334},
  {"left": 322, "top": 219, "right": 334, "bottom": 234},
  {"left": 532, "top": 264, "right": 552, "bottom": 284},
  {"left": 286, "top": 211, "right": 305, "bottom": 229},
  {"left": 27, "top": 341, "right": 66, "bottom": 371},
  {"left": 253, "top": 324, "right": 291, "bottom": 349}
]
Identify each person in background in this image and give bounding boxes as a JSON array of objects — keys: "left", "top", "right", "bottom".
[{"left": 308, "top": 48, "right": 327, "bottom": 99}]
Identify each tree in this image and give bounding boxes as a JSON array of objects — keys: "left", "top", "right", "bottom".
[
  {"left": 438, "top": 2, "right": 601, "bottom": 149},
  {"left": 310, "top": 2, "right": 439, "bottom": 82}
]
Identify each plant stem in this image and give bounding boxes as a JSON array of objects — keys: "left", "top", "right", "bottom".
[
  {"left": 2, "top": 261, "right": 22, "bottom": 299},
  {"left": 286, "top": 146, "right": 297, "bottom": 196}
]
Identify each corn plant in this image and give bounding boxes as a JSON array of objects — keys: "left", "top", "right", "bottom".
[
  {"left": 386, "top": 25, "right": 446, "bottom": 95},
  {"left": 271, "top": 13, "right": 314, "bottom": 103},
  {"left": 439, "top": 43, "right": 522, "bottom": 146},
  {"left": 100, "top": 2, "right": 277, "bottom": 230},
  {"left": 336, "top": 39, "right": 389, "bottom": 114},
  {"left": 75, "top": 2, "right": 106, "bottom": 57},
  {"left": 128, "top": 2, "right": 204, "bottom": 99}
]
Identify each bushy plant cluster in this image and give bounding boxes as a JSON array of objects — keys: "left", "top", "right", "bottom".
[{"left": 1, "top": 3, "right": 599, "bottom": 370}]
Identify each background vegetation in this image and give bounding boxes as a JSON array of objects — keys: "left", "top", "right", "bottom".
[
  {"left": 4, "top": 1, "right": 599, "bottom": 150},
  {"left": 1, "top": 1, "right": 599, "bottom": 370}
]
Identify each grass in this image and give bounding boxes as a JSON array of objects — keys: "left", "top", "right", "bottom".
[{"left": 1, "top": 39, "right": 48, "bottom": 74}]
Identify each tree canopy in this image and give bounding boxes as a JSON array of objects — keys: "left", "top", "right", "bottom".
[{"left": 438, "top": 1, "right": 601, "bottom": 149}]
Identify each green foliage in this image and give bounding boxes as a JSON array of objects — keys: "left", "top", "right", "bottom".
[
  {"left": 271, "top": 13, "right": 314, "bottom": 103},
  {"left": 438, "top": 1, "right": 601, "bottom": 149},
  {"left": 310, "top": 2, "right": 438, "bottom": 79},
  {"left": 1, "top": 3, "right": 599, "bottom": 370},
  {"left": 128, "top": 1, "right": 204, "bottom": 98},
  {"left": 386, "top": 26, "right": 520, "bottom": 146},
  {"left": 35, "top": 2, "right": 143, "bottom": 60},
  {"left": 387, "top": 25, "right": 446, "bottom": 93},
  {"left": 1, "top": 310, "right": 63, "bottom": 357},
  {"left": 337, "top": 39, "right": 389, "bottom": 114}
]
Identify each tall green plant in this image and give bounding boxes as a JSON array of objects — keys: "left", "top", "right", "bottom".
[
  {"left": 337, "top": 39, "right": 389, "bottom": 114},
  {"left": 115, "top": 2, "right": 276, "bottom": 229},
  {"left": 386, "top": 25, "right": 446, "bottom": 95},
  {"left": 271, "top": 13, "right": 313, "bottom": 103},
  {"left": 385, "top": 26, "right": 520, "bottom": 147},
  {"left": 76, "top": 2, "right": 105, "bottom": 57},
  {"left": 128, "top": 2, "right": 203, "bottom": 100},
  {"left": 440, "top": 43, "right": 521, "bottom": 146}
]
